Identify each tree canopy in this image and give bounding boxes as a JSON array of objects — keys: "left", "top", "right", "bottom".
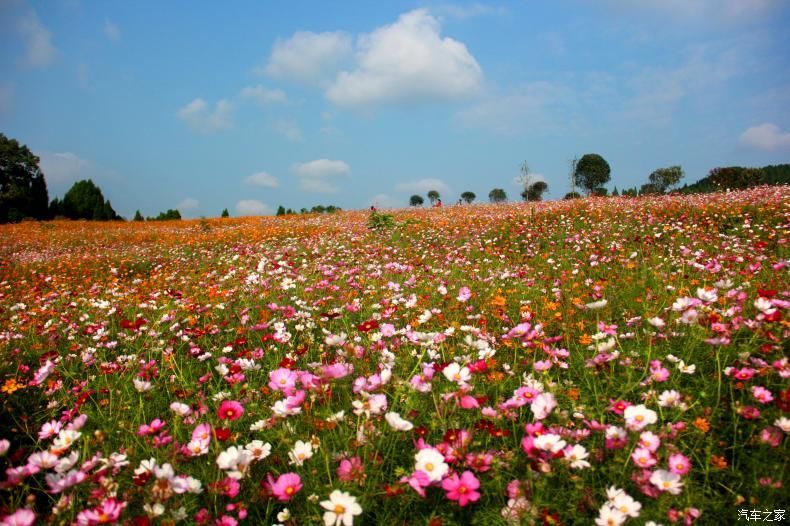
[
  {"left": 460, "top": 191, "right": 476, "bottom": 204},
  {"left": 409, "top": 194, "right": 424, "bottom": 207},
  {"left": 427, "top": 190, "right": 440, "bottom": 204},
  {"left": 488, "top": 188, "right": 507, "bottom": 203},
  {"left": 51, "top": 179, "right": 120, "bottom": 220},
  {"left": 0, "top": 133, "right": 50, "bottom": 223},
  {"left": 574, "top": 154, "right": 611, "bottom": 195},
  {"left": 648, "top": 165, "right": 684, "bottom": 194},
  {"left": 521, "top": 180, "right": 548, "bottom": 202}
]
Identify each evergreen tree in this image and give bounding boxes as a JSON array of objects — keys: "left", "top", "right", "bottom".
[
  {"left": 133, "top": 210, "right": 144, "bottom": 221},
  {"left": 1, "top": 133, "right": 50, "bottom": 222},
  {"left": 221, "top": 208, "right": 229, "bottom": 218}
]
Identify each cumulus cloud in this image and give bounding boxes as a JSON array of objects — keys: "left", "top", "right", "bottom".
[
  {"left": 38, "top": 152, "right": 92, "bottom": 185},
  {"left": 103, "top": 19, "right": 121, "bottom": 41},
  {"left": 367, "top": 193, "right": 403, "bottom": 209},
  {"left": 272, "top": 120, "right": 302, "bottom": 142},
  {"left": 240, "top": 85, "right": 287, "bottom": 105},
  {"left": 739, "top": 123, "right": 790, "bottom": 151},
  {"left": 326, "top": 9, "right": 483, "bottom": 108},
  {"left": 236, "top": 199, "right": 272, "bottom": 216},
  {"left": 17, "top": 11, "right": 58, "bottom": 68},
  {"left": 292, "top": 159, "right": 350, "bottom": 178},
  {"left": 264, "top": 31, "right": 352, "bottom": 85},
  {"left": 177, "top": 197, "right": 199, "bottom": 211},
  {"left": 244, "top": 171, "right": 279, "bottom": 188},
  {"left": 291, "top": 159, "right": 350, "bottom": 194},
  {"left": 394, "top": 178, "right": 449, "bottom": 194},
  {"left": 176, "top": 98, "right": 233, "bottom": 133}
]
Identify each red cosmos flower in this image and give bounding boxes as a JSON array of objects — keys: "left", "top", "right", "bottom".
[
  {"left": 214, "top": 428, "right": 231, "bottom": 441},
  {"left": 356, "top": 319, "right": 379, "bottom": 332},
  {"left": 217, "top": 400, "right": 244, "bottom": 421},
  {"left": 777, "top": 388, "right": 790, "bottom": 413}
]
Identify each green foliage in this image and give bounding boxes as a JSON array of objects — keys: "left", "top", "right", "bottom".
[
  {"left": 488, "top": 188, "right": 507, "bottom": 203},
  {"left": 133, "top": 210, "right": 144, "bottom": 221},
  {"left": 460, "top": 191, "right": 476, "bottom": 204},
  {"left": 427, "top": 190, "right": 440, "bottom": 204},
  {"left": 409, "top": 194, "right": 424, "bottom": 206},
  {"left": 55, "top": 179, "right": 120, "bottom": 220},
  {"left": 149, "top": 209, "right": 181, "bottom": 221},
  {"left": 221, "top": 208, "right": 229, "bottom": 218},
  {"left": 574, "top": 153, "right": 611, "bottom": 194},
  {"left": 521, "top": 180, "right": 548, "bottom": 201},
  {"left": 648, "top": 165, "right": 684, "bottom": 193},
  {"left": 639, "top": 183, "right": 661, "bottom": 195},
  {"left": 276, "top": 205, "right": 286, "bottom": 216},
  {"left": 367, "top": 210, "right": 395, "bottom": 231},
  {"left": 681, "top": 164, "right": 790, "bottom": 194},
  {"left": 0, "top": 132, "right": 50, "bottom": 223},
  {"left": 563, "top": 191, "right": 581, "bottom": 199}
]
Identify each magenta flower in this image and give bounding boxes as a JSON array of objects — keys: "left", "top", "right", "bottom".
[
  {"left": 668, "top": 453, "right": 691, "bottom": 475},
  {"left": 75, "top": 498, "right": 126, "bottom": 525},
  {"left": 441, "top": 471, "right": 481, "bottom": 507},
  {"left": 0, "top": 508, "right": 36, "bottom": 526},
  {"left": 268, "top": 368, "right": 298, "bottom": 395},
  {"left": 217, "top": 400, "right": 244, "bottom": 421},
  {"left": 267, "top": 472, "right": 303, "bottom": 502},
  {"left": 337, "top": 456, "right": 364, "bottom": 483}
]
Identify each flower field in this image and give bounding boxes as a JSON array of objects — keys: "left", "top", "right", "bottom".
[{"left": 0, "top": 188, "right": 788, "bottom": 525}]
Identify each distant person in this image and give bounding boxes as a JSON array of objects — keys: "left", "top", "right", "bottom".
[
  {"left": 434, "top": 199, "right": 442, "bottom": 208},
  {"left": 370, "top": 205, "right": 377, "bottom": 212},
  {"left": 457, "top": 198, "right": 462, "bottom": 205}
]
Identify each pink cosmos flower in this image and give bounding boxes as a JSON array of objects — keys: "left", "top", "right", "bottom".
[
  {"left": 457, "top": 287, "right": 472, "bottom": 302},
  {"left": 401, "top": 470, "right": 431, "bottom": 497},
  {"left": 269, "top": 368, "right": 298, "bottom": 395},
  {"left": 267, "top": 472, "right": 303, "bottom": 502},
  {"left": 441, "top": 471, "right": 481, "bottom": 507},
  {"left": 337, "top": 456, "right": 364, "bottom": 482},
  {"left": 217, "top": 400, "right": 244, "bottom": 421},
  {"left": 0, "top": 508, "right": 36, "bottom": 526},
  {"left": 668, "top": 453, "right": 691, "bottom": 476},
  {"left": 752, "top": 386, "right": 774, "bottom": 404},
  {"left": 631, "top": 447, "right": 657, "bottom": 468},
  {"left": 74, "top": 498, "right": 126, "bottom": 525}
]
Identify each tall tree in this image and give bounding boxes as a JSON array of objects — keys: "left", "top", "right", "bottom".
[
  {"left": 133, "top": 210, "right": 144, "bottom": 221},
  {"left": 488, "top": 188, "right": 507, "bottom": 203},
  {"left": 221, "top": 208, "right": 229, "bottom": 218},
  {"left": 460, "top": 191, "right": 476, "bottom": 204},
  {"left": 60, "top": 179, "right": 119, "bottom": 220},
  {"left": 0, "top": 133, "right": 50, "bottom": 222},
  {"left": 574, "top": 154, "right": 611, "bottom": 195},
  {"left": 427, "top": 190, "right": 440, "bottom": 205},
  {"left": 648, "top": 166, "right": 684, "bottom": 194}
]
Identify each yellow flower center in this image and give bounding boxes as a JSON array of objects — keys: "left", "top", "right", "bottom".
[
  {"left": 334, "top": 504, "right": 346, "bottom": 514},
  {"left": 425, "top": 463, "right": 434, "bottom": 471}
]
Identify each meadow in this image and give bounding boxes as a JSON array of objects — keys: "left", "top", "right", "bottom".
[{"left": 0, "top": 187, "right": 787, "bottom": 525}]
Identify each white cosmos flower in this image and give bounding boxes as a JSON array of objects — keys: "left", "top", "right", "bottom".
[
  {"left": 533, "top": 433, "right": 566, "bottom": 454},
  {"left": 650, "top": 469, "right": 684, "bottom": 495},
  {"left": 775, "top": 417, "right": 790, "bottom": 433},
  {"left": 623, "top": 404, "right": 657, "bottom": 431},
  {"left": 245, "top": 440, "right": 272, "bottom": 461},
  {"left": 595, "top": 505, "right": 626, "bottom": 526},
  {"left": 384, "top": 412, "right": 414, "bottom": 432},
  {"left": 288, "top": 440, "right": 314, "bottom": 466},
  {"left": 414, "top": 448, "right": 448, "bottom": 482},
  {"left": 321, "top": 490, "right": 363, "bottom": 526},
  {"left": 530, "top": 392, "right": 557, "bottom": 420},
  {"left": 563, "top": 444, "right": 590, "bottom": 469},
  {"left": 585, "top": 299, "right": 608, "bottom": 310},
  {"left": 442, "top": 362, "right": 471, "bottom": 384}
]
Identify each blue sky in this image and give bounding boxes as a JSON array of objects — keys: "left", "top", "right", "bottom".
[{"left": 1, "top": 0, "right": 789, "bottom": 218}]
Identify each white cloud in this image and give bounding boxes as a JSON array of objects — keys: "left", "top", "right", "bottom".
[
  {"left": 264, "top": 31, "right": 352, "bottom": 85},
  {"left": 272, "top": 120, "right": 302, "bottom": 141},
  {"left": 240, "top": 85, "right": 287, "bottom": 105},
  {"left": 291, "top": 159, "right": 350, "bottom": 194},
  {"left": 739, "top": 123, "right": 790, "bottom": 151},
  {"left": 292, "top": 159, "right": 350, "bottom": 178},
  {"left": 176, "top": 98, "right": 233, "bottom": 133},
  {"left": 17, "top": 11, "right": 57, "bottom": 68},
  {"left": 368, "top": 193, "right": 403, "bottom": 209},
  {"left": 103, "top": 19, "right": 121, "bottom": 41},
  {"left": 458, "top": 82, "right": 575, "bottom": 134},
  {"left": 177, "top": 197, "right": 199, "bottom": 211},
  {"left": 326, "top": 9, "right": 483, "bottom": 108},
  {"left": 38, "top": 152, "right": 92, "bottom": 184},
  {"left": 394, "top": 178, "right": 449, "bottom": 194},
  {"left": 236, "top": 199, "right": 272, "bottom": 216},
  {"left": 244, "top": 171, "right": 279, "bottom": 188}
]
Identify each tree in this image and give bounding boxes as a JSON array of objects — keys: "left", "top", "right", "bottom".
[
  {"left": 58, "top": 179, "right": 119, "bottom": 220},
  {"left": 574, "top": 153, "right": 611, "bottom": 195},
  {"left": 409, "top": 195, "right": 424, "bottom": 207},
  {"left": 427, "top": 190, "right": 440, "bottom": 205},
  {"left": 612, "top": 187, "right": 619, "bottom": 197},
  {"left": 648, "top": 166, "right": 684, "bottom": 194},
  {"left": 150, "top": 209, "right": 181, "bottom": 220},
  {"left": 133, "top": 210, "right": 144, "bottom": 221},
  {"left": 276, "top": 205, "right": 286, "bottom": 216},
  {"left": 488, "top": 188, "right": 507, "bottom": 203},
  {"left": 221, "top": 208, "right": 229, "bottom": 218},
  {"left": 522, "top": 181, "right": 549, "bottom": 202},
  {"left": 0, "top": 133, "right": 50, "bottom": 222},
  {"left": 461, "top": 191, "right": 476, "bottom": 204},
  {"left": 563, "top": 191, "right": 581, "bottom": 200},
  {"left": 708, "top": 167, "right": 761, "bottom": 190},
  {"left": 639, "top": 183, "right": 661, "bottom": 195}
]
